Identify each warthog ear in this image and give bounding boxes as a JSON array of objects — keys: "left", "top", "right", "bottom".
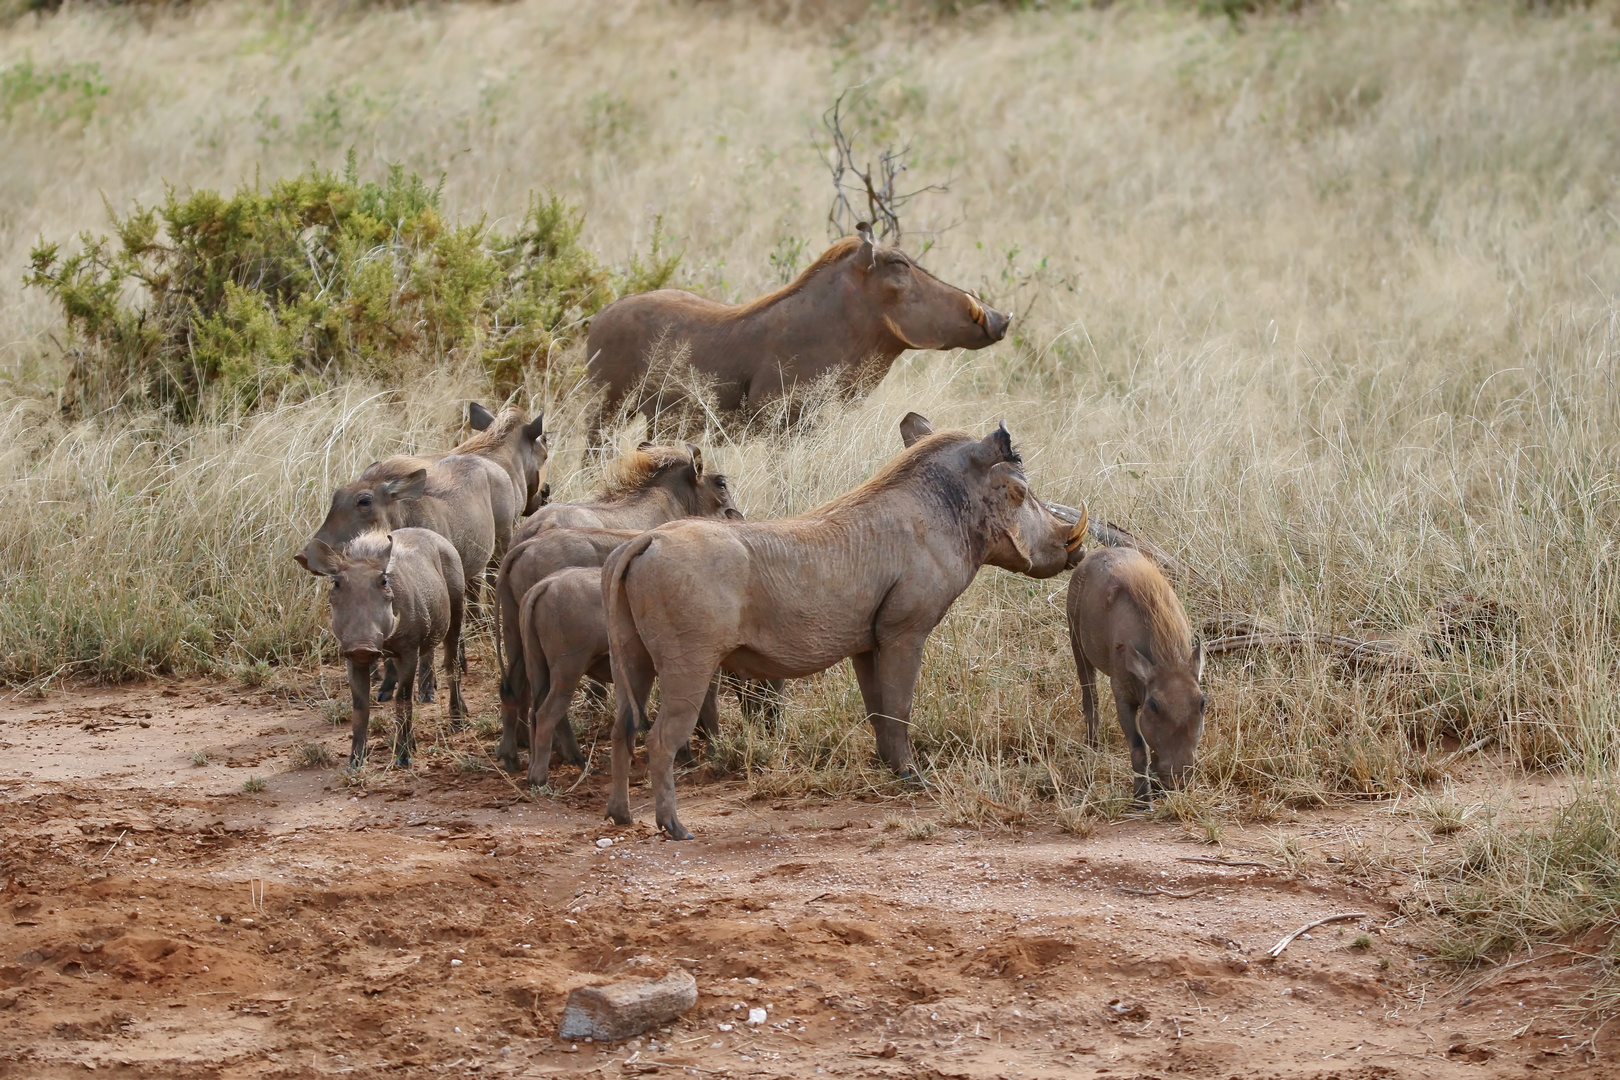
[
  {"left": 856, "top": 221, "right": 876, "bottom": 269},
  {"left": 899, "top": 412, "right": 934, "bottom": 448},
  {"left": 1192, "top": 638, "right": 1205, "bottom": 682},
  {"left": 970, "top": 422, "right": 1017, "bottom": 468},
  {"left": 686, "top": 443, "right": 703, "bottom": 477},
  {"left": 383, "top": 534, "right": 399, "bottom": 577},
  {"left": 723, "top": 506, "right": 745, "bottom": 520},
  {"left": 522, "top": 412, "right": 546, "bottom": 443},
  {"left": 1120, "top": 643, "right": 1156, "bottom": 685},
  {"left": 382, "top": 468, "right": 427, "bottom": 502},
  {"left": 467, "top": 402, "right": 495, "bottom": 431},
  {"left": 297, "top": 540, "right": 342, "bottom": 578}
]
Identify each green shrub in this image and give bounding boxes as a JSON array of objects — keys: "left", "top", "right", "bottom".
[{"left": 25, "top": 154, "right": 678, "bottom": 419}]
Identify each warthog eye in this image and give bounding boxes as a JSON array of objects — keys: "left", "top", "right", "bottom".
[
  {"left": 378, "top": 574, "right": 389, "bottom": 590},
  {"left": 357, "top": 495, "right": 373, "bottom": 509},
  {"left": 1201, "top": 694, "right": 1210, "bottom": 711},
  {"left": 1146, "top": 696, "right": 1160, "bottom": 714}
]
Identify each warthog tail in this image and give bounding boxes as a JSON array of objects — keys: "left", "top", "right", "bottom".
[{"left": 603, "top": 532, "right": 659, "bottom": 745}]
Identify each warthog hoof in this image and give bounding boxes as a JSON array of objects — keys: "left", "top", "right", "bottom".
[
  {"left": 659, "top": 815, "right": 694, "bottom": 841},
  {"left": 605, "top": 801, "right": 632, "bottom": 827},
  {"left": 896, "top": 765, "right": 926, "bottom": 789},
  {"left": 418, "top": 687, "right": 435, "bottom": 704},
  {"left": 396, "top": 755, "right": 411, "bottom": 768}
]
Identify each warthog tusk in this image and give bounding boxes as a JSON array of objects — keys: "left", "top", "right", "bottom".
[
  {"left": 1065, "top": 503, "right": 1089, "bottom": 552},
  {"left": 1046, "top": 501, "right": 1082, "bottom": 525},
  {"left": 967, "top": 294, "right": 985, "bottom": 324}
]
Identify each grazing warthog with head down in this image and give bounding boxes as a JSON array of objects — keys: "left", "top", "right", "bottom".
[
  {"left": 297, "top": 528, "right": 465, "bottom": 768},
  {"left": 585, "top": 225, "right": 1009, "bottom": 439},
  {"left": 518, "top": 567, "right": 721, "bottom": 790},
  {"left": 1067, "top": 547, "right": 1206, "bottom": 801},
  {"left": 514, "top": 443, "right": 735, "bottom": 546},
  {"left": 602, "top": 420, "right": 1086, "bottom": 839}
]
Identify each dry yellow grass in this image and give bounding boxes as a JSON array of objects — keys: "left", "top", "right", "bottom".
[{"left": 2, "top": 1, "right": 1618, "bottom": 821}]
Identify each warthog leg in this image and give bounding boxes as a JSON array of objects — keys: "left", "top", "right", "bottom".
[
  {"left": 1113, "top": 684, "right": 1151, "bottom": 804},
  {"left": 1071, "top": 628, "right": 1101, "bottom": 749},
  {"left": 393, "top": 644, "right": 419, "bottom": 768},
  {"left": 417, "top": 649, "right": 436, "bottom": 704},
  {"left": 644, "top": 669, "right": 717, "bottom": 841},
  {"left": 852, "top": 647, "right": 925, "bottom": 783},
  {"left": 376, "top": 658, "right": 398, "bottom": 703},
  {"left": 673, "top": 682, "right": 723, "bottom": 768},
  {"left": 347, "top": 659, "right": 373, "bottom": 769},
  {"left": 606, "top": 639, "right": 656, "bottom": 829}
]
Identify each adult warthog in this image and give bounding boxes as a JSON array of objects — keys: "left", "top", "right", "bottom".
[
  {"left": 602, "top": 419, "right": 1086, "bottom": 839},
  {"left": 585, "top": 224, "right": 1008, "bottom": 439},
  {"left": 1068, "top": 547, "right": 1206, "bottom": 801},
  {"left": 297, "top": 528, "right": 465, "bottom": 768},
  {"left": 514, "top": 443, "right": 735, "bottom": 546},
  {"left": 301, "top": 406, "right": 547, "bottom": 697}
]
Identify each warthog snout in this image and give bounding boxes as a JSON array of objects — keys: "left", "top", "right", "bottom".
[
  {"left": 980, "top": 304, "right": 1011, "bottom": 342},
  {"left": 343, "top": 643, "right": 384, "bottom": 664}
]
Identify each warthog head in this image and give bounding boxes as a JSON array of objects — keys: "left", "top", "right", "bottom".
[
  {"left": 852, "top": 222, "right": 1010, "bottom": 351},
  {"left": 296, "top": 533, "right": 400, "bottom": 664},
  {"left": 469, "top": 402, "right": 550, "bottom": 515},
  {"left": 1119, "top": 640, "right": 1207, "bottom": 791},
  {"left": 625, "top": 441, "right": 740, "bottom": 520},
  {"left": 899, "top": 411, "right": 1084, "bottom": 577},
  {"left": 303, "top": 465, "right": 427, "bottom": 563}
]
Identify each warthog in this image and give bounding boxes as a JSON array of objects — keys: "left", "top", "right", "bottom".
[
  {"left": 514, "top": 443, "right": 735, "bottom": 546},
  {"left": 494, "top": 444, "right": 740, "bottom": 759},
  {"left": 493, "top": 526, "right": 639, "bottom": 772},
  {"left": 602, "top": 420, "right": 1086, "bottom": 839},
  {"left": 302, "top": 406, "right": 547, "bottom": 698},
  {"left": 519, "top": 567, "right": 721, "bottom": 789},
  {"left": 1067, "top": 547, "right": 1207, "bottom": 800},
  {"left": 297, "top": 528, "right": 466, "bottom": 768},
  {"left": 585, "top": 225, "right": 1009, "bottom": 439}
]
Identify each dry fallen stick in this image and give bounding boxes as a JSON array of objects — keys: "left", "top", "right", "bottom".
[
  {"left": 1178, "top": 856, "right": 1272, "bottom": 869},
  {"left": 1203, "top": 632, "right": 1418, "bottom": 671},
  {"left": 97, "top": 828, "right": 128, "bottom": 864},
  {"left": 1267, "top": 912, "right": 1368, "bottom": 959},
  {"left": 1115, "top": 886, "right": 1208, "bottom": 900}
]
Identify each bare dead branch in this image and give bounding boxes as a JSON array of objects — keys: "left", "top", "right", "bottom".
[{"left": 820, "top": 88, "right": 949, "bottom": 244}]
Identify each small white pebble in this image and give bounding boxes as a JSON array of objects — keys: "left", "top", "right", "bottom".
[
  {"left": 748, "top": 1008, "right": 767, "bottom": 1025},
  {"left": 450, "top": 959, "right": 463, "bottom": 967},
  {"left": 717, "top": 1023, "right": 732, "bottom": 1032},
  {"left": 596, "top": 838, "right": 613, "bottom": 849}
]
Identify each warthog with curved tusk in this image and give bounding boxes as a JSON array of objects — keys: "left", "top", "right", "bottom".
[
  {"left": 1067, "top": 547, "right": 1207, "bottom": 802},
  {"left": 585, "top": 224, "right": 1009, "bottom": 441},
  {"left": 297, "top": 528, "right": 465, "bottom": 769},
  {"left": 602, "top": 418, "right": 1087, "bottom": 839}
]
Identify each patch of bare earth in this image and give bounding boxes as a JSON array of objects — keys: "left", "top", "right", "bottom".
[{"left": 0, "top": 677, "right": 1610, "bottom": 1078}]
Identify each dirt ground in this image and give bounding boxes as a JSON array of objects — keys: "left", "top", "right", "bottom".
[{"left": 1, "top": 672, "right": 1611, "bottom": 1079}]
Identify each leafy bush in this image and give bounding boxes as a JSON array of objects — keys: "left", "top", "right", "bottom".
[{"left": 25, "top": 155, "right": 678, "bottom": 418}]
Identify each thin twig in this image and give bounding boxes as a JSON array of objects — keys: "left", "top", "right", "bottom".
[
  {"left": 1178, "top": 856, "right": 1273, "bottom": 869},
  {"left": 1267, "top": 912, "right": 1368, "bottom": 958},
  {"left": 98, "top": 828, "right": 128, "bottom": 864}
]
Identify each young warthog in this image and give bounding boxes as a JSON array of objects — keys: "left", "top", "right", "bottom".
[
  {"left": 297, "top": 528, "right": 466, "bottom": 768},
  {"left": 1067, "top": 547, "right": 1207, "bottom": 801},
  {"left": 603, "top": 421, "right": 1086, "bottom": 839},
  {"left": 519, "top": 567, "right": 720, "bottom": 789},
  {"left": 513, "top": 443, "right": 735, "bottom": 546}
]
